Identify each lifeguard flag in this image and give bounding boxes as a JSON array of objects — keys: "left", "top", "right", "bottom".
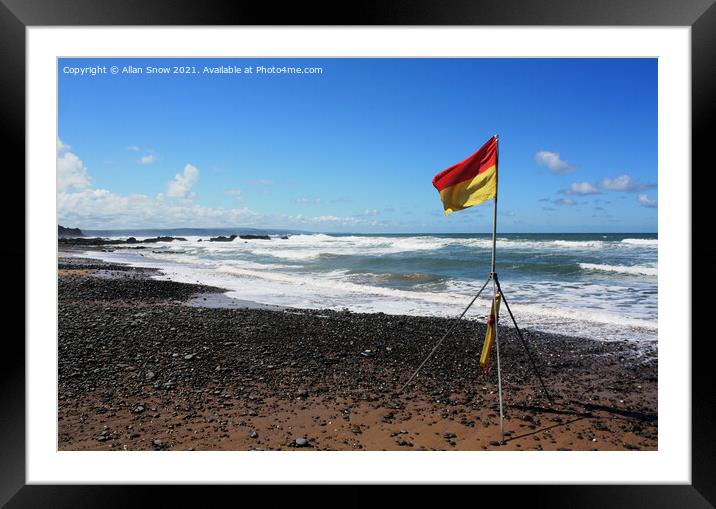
[
  {"left": 432, "top": 136, "right": 498, "bottom": 215},
  {"left": 479, "top": 291, "right": 502, "bottom": 370}
]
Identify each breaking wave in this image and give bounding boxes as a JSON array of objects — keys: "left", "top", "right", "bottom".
[{"left": 579, "top": 263, "right": 657, "bottom": 277}]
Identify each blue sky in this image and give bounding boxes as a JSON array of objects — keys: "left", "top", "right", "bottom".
[{"left": 58, "top": 58, "right": 657, "bottom": 233}]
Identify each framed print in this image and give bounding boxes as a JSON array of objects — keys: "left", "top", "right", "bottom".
[{"left": 3, "top": 0, "right": 713, "bottom": 504}]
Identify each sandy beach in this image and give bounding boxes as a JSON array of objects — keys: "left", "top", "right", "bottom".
[{"left": 58, "top": 252, "right": 657, "bottom": 451}]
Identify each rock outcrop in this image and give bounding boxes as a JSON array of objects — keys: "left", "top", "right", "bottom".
[{"left": 58, "top": 225, "right": 84, "bottom": 238}]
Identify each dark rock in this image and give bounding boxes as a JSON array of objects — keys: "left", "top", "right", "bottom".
[
  {"left": 58, "top": 236, "right": 187, "bottom": 246},
  {"left": 209, "top": 235, "right": 237, "bottom": 242},
  {"left": 58, "top": 225, "right": 84, "bottom": 238}
]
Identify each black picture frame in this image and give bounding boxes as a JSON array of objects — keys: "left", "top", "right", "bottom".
[{"left": 2, "top": 0, "right": 711, "bottom": 504}]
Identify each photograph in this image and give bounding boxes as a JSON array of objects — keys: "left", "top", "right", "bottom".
[{"left": 56, "top": 57, "right": 658, "bottom": 452}]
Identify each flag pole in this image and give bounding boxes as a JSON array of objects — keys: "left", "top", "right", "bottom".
[{"left": 491, "top": 134, "right": 505, "bottom": 444}]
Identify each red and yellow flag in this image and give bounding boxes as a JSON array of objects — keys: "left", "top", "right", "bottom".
[{"left": 432, "top": 136, "right": 498, "bottom": 215}]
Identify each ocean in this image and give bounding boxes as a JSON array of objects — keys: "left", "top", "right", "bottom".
[{"left": 79, "top": 232, "right": 658, "bottom": 342}]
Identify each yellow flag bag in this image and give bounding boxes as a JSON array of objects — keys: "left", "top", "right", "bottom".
[{"left": 480, "top": 291, "right": 501, "bottom": 370}]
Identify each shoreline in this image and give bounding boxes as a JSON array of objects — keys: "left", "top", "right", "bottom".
[
  {"left": 58, "top": 253, "right": 658, "bottom": 451},
  {"left": 60, "top": 244, "right": 659, "bottom": 344}
]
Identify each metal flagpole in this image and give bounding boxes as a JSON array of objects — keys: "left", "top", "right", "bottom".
[{"left": 491, "top": 134, "right": 505, "bottom": 444}]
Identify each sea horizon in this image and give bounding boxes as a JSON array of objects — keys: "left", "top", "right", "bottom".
[{"left": 75, "top": 227, "right": 658, "bottom": 236}]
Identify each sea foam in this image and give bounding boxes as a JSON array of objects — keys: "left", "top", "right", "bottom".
[{"left": 579, "top": 263, "right": 657, "bottom": 277}]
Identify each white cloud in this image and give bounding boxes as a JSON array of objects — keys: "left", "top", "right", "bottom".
[
  {"left": 565, "top": 181, "right": 600, "bottom": 195},
  {"left": 56, "top": 146, "right": 393, "bottom": 231},
  {"left": 313, "top": 215, "right": 343, "bottom": 222},
  {"left": 553, "top": 197, "right": 575, "bottom": 206},
  {"left": 535, "top": 150, "right": 575, "bottom": 175},
  {"left": 227, "top": 189, "right": 243, "bottom": 202},
  {"left": 58, "top": 188, "right": 261, "bottom": 229},
  {"left": 128, "top": 145, "right": 156, "bottom": 164},
  {"left": 166, "top": 164, "right": 199, "bottom": 198},
  {"left": 287, "top": 213, "right": 378, "bottom": 226},
  {"left": 363, "top": 209, "right": 380, "bottom": 216},
  {"left": 638, "top": 194, "right": 657, "bottom": 208},
  {"left": 57, "top": 137, "right": 70, "bottom": 152},
  {"left": 294, "top": 197, "right": 321, "bottom": 205},
  {"left": 57, "top": 138, "right": 91, "bottom": 192},
  {"left": 599, "top": 175, "right": 654, "bottom": 192}
]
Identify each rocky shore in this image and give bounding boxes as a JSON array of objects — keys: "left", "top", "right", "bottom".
[
  {"left": 58, "top": 255, "right": 658, "bottom": 451},
  {"left": 58, "top": 234, "right": 277, "bottom": 247}
]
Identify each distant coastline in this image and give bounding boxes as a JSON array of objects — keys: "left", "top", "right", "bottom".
[{"left": 62, "top": 225, "right": 658, "bottom": 237}]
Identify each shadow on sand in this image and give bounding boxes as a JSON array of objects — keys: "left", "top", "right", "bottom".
[{"left": 504, "top": 400, "right": 657, "bottom": 444}]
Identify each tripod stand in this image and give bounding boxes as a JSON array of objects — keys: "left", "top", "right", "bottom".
[
  {"left": 399, "top": 271, "right": 554, "bottom": 444},
  {"left": 411, "top": 134, "right": 555, "bottom": 444}
]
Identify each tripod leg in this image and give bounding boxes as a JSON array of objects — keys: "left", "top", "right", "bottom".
[
  {"left": 494, "top": 277, "right": 555, "bottom": 406},
  {"left": 398, "top": 275, "right": 492, "bottom": 393}
]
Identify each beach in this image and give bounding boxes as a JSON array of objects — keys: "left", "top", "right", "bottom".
[{"left": 58, "top": 251, "right": 657, "bottom": 451}]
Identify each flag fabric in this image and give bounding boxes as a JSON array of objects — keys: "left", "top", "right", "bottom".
[
  {"left": 432, "top": 136, "right": 498, "bottom": 215},
  {"left": 479, "top": 291, "right": 502, "bottom": 370}
]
